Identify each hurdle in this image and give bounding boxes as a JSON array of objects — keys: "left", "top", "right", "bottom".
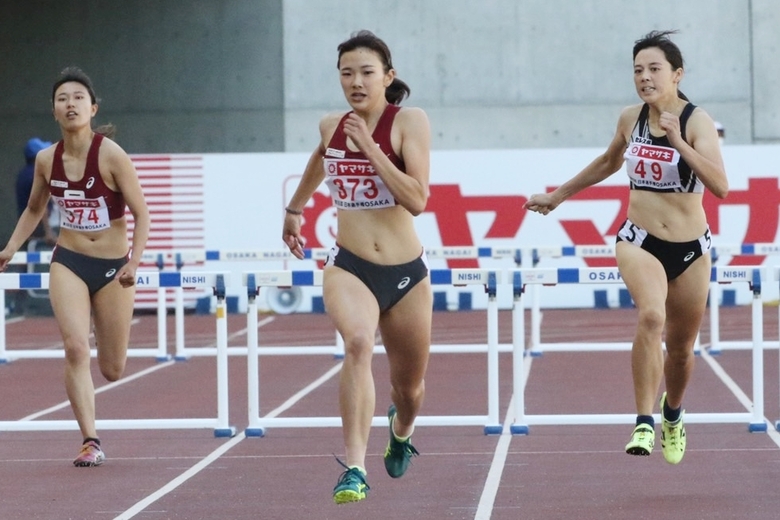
[
  {"left": 526, "top": 245, "right": 617, "bottom": 352},
  {"left": 508, "top": 266, "right": 766, "bottom": 434},
  {"left": 525, "top": 243, "right": 780, "bottom": 355},
  {"left": 0, "top": 271, "right": 235, "bottom": 437},
  {"left": 708, "top": 244, "right": 780, "bottom": 353},
  {"left": 164, "top": 246, "right": 523, "bottom": 359},
  {"left": 242, "top": 268, "right": 503, "bottom": 437}
]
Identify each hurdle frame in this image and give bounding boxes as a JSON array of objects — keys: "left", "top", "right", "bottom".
[
  {"left": 242, "top": 268, "right": 504, "bottom": 437},
  {"left": 508, "top": 266, "right": 767, "bottom": 435},
  {"left": 0, "top": 271, "right": 236, "bottom": 437}
]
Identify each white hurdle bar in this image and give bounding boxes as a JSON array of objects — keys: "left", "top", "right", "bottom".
[
  {"left": 0, "top": 271, "right": 235, "bottom": 437},
  {"left": 242, "top": 268, "right": 504, "bottom": 437},
  {"left": 508, "top": 266, "right": 766, "bottom": 434}
]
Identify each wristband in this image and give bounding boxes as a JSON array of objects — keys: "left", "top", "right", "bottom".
[{"left": 285, "top": 207, "right": 303, "bottom": 215}]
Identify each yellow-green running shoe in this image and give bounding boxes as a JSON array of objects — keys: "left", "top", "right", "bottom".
[
  {"left": 625, "top": 424, "right": 655, "bottom": 456},
  {"left": 660, "top": 392, "right": 686, "bottom": 465},
  {"left": 384, "top": 404, "right": 419, "bottom": 478},
  {"left": 332, "top": 459, "right": 369, "bottom": 504}
]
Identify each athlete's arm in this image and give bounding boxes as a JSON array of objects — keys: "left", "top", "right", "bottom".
[
  {"left": 282, "top": 115, "right": 334, "bottom": 259},
  {"left": 525, "top": 106, "right": 635, "bottom": 214},
  {"left": 663, "top": 108, "right": 728, "bottom": 199},
  {"left": 105, "top": 140, "right": 150, "bottom": 286},
  {"left": 344, "top": 107, "right": 431, "bottom": 216}
]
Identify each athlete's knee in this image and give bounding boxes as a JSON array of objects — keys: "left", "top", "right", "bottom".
[
  {"left": 99, "top": 355, "right": 126, "bottom": 381},
  {"left": 63, "top": 338, "right": 92, "bottom": 367},
  {"left": 393, "top": 377, "right": 425, "bottom": 403},
  {"left": 636, "top": 307, "right": 665, "bottom": 335},
  {"left": 342, "top": 330, "right": 375, "bottom": 361}
]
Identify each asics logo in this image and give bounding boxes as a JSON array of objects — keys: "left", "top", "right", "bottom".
[
  {"left": 397, "top": 277, "right": 410, "bottom": 289},
  {"left": 105, "top": 268, "right": 116, "bottom": 278},
  {"left": 683, "top": 251, "right": 695, "bottom": 262},
  {"left": 86, "top": 177, "right": 95, "bottom": 189}
]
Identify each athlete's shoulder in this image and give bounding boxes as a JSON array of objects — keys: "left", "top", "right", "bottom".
[
  {"left": 394, "top": 106, "right": 429, "bottom": 132},
  {"left": 618, "top": 103, "right": 644, "bottom": 121}
]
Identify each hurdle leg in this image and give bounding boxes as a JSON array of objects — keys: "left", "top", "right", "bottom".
[
  {"left": 156, "top": 287, "right": 170, "bottom": 361},
  {"left": 484, "top": 288, "right": 501, "bottom": 434},
  {"left": 213, "top": 284, "right": 236, "bottom": 437},
  {"left": 750, "top": 282, "right": 767, "bottom": 431},
  {"left": 511, "top": 291, "right": 529, "bottom": 434},
  {"left": 246, "top": 285, "right": 264, "bottom": 437},
  {"left": 174, "top": 286, "right": 187, "bottom": 360},
  {"left": 530, "top": 284, "right": 542, "bottom": 355},
  {"left": 709, "top": 281, "right": 721, "bottom": 354}
]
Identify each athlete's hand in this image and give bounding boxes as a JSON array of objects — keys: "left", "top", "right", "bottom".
[
  {"left": 0, "top": 248, "right": 14, "bottom": 272},
  {"left": 523, "top": 193, "right": 558, "bottom": 216},
  {"left": 659, "top": 111, "right": 683, "bottom": 148},
  {"left": 283, "top": 214, "right": 306, "bottom": 260},
  {"left": 115, "top": 263, "right": 137, "bottom": 288},
  {"left": 342, "top": 113, "right": 374, "bottom": 154}
]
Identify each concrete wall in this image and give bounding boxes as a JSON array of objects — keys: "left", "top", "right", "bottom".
[
  {"left": 1, "top": 0, "right": 778, "bottom": 244},
  {"left": 283, "top": 0, "right": 772, "bottom": 151},
  {"left": 0, "top": 0, "right": 284, "bottom": 243}
]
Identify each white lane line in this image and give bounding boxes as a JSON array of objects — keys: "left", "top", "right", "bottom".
[
  {"left": 114, "top": 353, "right": 341, "bottom": 519},
  {"left": 19, "top": 361, "right": 176, "bottom": 420},
  {"left": 113, "top": 431, "right": 248, "bottom": 520},
  {"left": 18, "top": 316, "right": 275, "bottom": 421},
  {"left": 474, "top": 356, "right": 532, "bottom": 520}
]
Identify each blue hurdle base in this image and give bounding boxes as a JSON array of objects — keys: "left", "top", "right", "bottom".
[
  {"left": 483, "top": 424, "right": 503, "bottom": 435},
  {"left": 510, "top": 424, "right": 529, "bottom": 435},
  {"left": 245, "top": 427, "right": 266, "bottom": 438},
  {"left": 749, "top": 422, "right": 767, "bottom": 433},
  {"left": 214, "top": 427, "right": 237, "bottom": 438}
]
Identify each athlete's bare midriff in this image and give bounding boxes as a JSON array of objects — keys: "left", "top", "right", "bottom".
[
  {"left": 335, "top": 206, "right": 422, "bottom": 264},
  {"left": 56, "top": 221, "right": 130, "bottom": 259},
  {"left": 627, "top": 190, "right": 707, "bottom": 242}
]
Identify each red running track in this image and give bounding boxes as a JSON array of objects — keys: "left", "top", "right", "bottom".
[{"left": 1, "top": 306, "right": 780, "bottom": 519}]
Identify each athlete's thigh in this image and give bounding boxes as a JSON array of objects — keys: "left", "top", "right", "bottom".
[
  {"left": 91, "top": 279, "right": 135, "bottom": 356},
  {"left": 380, "top": 277, "right": 432, "bottom": 382},
  {"left": 323, "top": 266, "right": 380, "bottom": 339},
  {"left": 665, "top": 253, "right": 711, "bottom": 348},
  {"left": 48, "top": 263, "right": 92, "bottom": 348},
  {"left": 616, "top": 241, "right": 668, "bottom": 311}
]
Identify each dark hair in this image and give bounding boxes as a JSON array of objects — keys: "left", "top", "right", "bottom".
[
  {"left": 337, "top": 30, "right": 411, "bottom": 105},
  {"left": 52, "top": 66, "right": 99, "bottom": 105},
  {"left": 633, "top": 30, "right": 688, "bottom": 101},
  {"left": 51, "top": 66, "right": 116, "bottom": 138}
]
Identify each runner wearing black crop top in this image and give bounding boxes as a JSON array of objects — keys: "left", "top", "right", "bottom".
[{"left": 525, "top": 30, "right": 727, "bottom": 466}]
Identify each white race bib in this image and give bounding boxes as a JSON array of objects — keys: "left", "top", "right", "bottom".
[
  {"left": 323, "top": 158, "right": 396, "bottom": 210},
  {"left": 624, "top": 142, "right": 682, "bottom": 190},
  {"left": 51, "top": 195, "right": 111, "bottom": 232}
]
